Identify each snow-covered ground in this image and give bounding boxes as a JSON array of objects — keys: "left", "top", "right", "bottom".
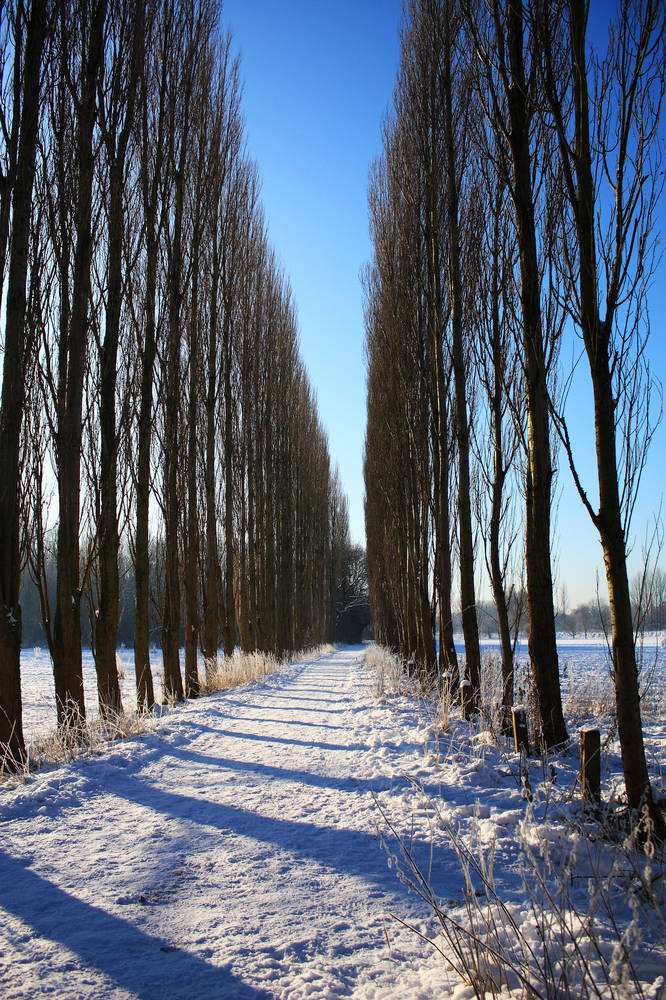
[
  {"left": 19, "top": 647, "right": 169, "bottom": 740},
  {"left": 2, "top": 647, "right": 456, "bottom": 998},
  {"left": 3, "top": 645, "right": 664, "bottom": 998},
  {"left": 18, "top": 633, "right": 666, "bottom": 742}
]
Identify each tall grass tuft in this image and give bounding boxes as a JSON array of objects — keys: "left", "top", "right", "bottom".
[
  {"left": 378, "top": 795, "right": 666, "bottom": 999},
  {"left": 1, "top": 706, "right": 156, "bottom": 782},
  {"left": 201, "top": 650, "right": 283, "bottom": 693}
]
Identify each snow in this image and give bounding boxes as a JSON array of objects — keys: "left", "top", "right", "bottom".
[
  {"left": 18, "top": 633, "right": 666, "bottom": 741},
  {"left": 3, "top": 645, "right": 665, "bottom": 998},
  {"left": 19, "top": 647, "right": 167, "bottom": 740},
  {"left": 2, "top": 647, "right": 455, "bottom": 998}
]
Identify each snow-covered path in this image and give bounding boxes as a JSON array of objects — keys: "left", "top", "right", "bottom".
[{"left": 1, "top": 646, "right": 451, "bottom": 999}]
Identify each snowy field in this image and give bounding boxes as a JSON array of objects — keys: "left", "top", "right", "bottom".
[
  {"left": 19, "top": 647, "right": 171, "bottom": 740},
  {"left": 18, "top": 634, "right": 666, "bottom": 743},
  {"left": 2, "top": 644, "right": 665, "bottom": 998}
]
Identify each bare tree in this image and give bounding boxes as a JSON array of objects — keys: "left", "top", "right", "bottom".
[
  {"left": 464, "top": 0, "right": 567, "bottom": 747},
  {"left": 470, "top": 163, "right": 522, "bottom": 726},
  {"left": 160, "top": 1, "right": 211, "bottom": 703},
  {"left": 48, "top": 0, "right": 107, "bottom": 729},
  {"left": 132, "top": 0, "right": 170, "bottom": 712},
  {"left": 92, "top": 0, "right": 144, "bottom": 717},
  {"left": 0, "top": 0, "right": 47, "bottom": 765},
  {"left": 537, "top": 0, "right": 665, "bottom": 834}
]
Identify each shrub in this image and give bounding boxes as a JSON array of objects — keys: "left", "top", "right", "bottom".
[{"left": 380, "top": 800, "right": 666, "bottom": 1000}]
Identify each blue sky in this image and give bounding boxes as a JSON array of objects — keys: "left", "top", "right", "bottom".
[{"left": 221, "top": 0, "right": 666, "bottom": 606}]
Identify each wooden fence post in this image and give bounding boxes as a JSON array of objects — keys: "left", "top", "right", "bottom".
[
  {"left": 579, "top": 727, "right": 601, "bottom": 805},
  {"left": 511, "top": 705, "right": 529, "bottom": 755},
  {"left": 460, "top": 680, "right": 472, "bottom": 720}
]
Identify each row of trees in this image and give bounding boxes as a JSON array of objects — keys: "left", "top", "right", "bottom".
[
  {"left": 364, "top": 0, "right": 664, "bottom": 832},
  {"left": 30, "top": 549, "right": 664, "bottom": 646},
  {"left": 17, "top": 489, "right": 367, "bottom": 649},
  {"left": 476, "top": 568, "right": 666, "bottom": 638},
  {"left": 0, "top": 0, "right": 350, "bottom": 770}
]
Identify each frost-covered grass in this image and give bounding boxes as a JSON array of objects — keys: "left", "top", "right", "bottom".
[
  {"left": 18, "top": 643, "right": 337, "bottom": 744},
  {"left": 291, "top": 642, "right": 338, "bottom": 663},
  {"left": 365, "top": 643, "right": 666, "bottom": 999},
  {"left": 12, "top": 642, "right": 339, "bottom": 773},
  {"left": 366, "top": 644, "right": 413, "bottom": 698},
  {"left": 390, "top": 808, "right": 666, "bottom": 1000},
  {"left": 200, "top": 650, "right": 283, "bottom": 693},
  {"left": 19, "top": 646, "right": 166, "bottom": 741},
  {"left": 199, "top": 644, "right": 338, "bottom": 693},
  {"left": 563, "top": 654, "right": 666, "bottom": 723},
  {"left": 2, "top": 708, "right": 158, "bottom": 784}
]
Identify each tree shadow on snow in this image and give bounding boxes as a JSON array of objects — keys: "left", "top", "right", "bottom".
[
  {"left": 269, "top": 687, "right": 341, "bottom": 695},
  {"left": 140, "top": 741, "right": 380, "bottom": 792},
  {"left": 175, "top": 718, "right": 368, "bottom": 753},
  {"left": 105, "top": 769, "right": 452, "bottom": 901},
  {"left": 210, "top": 699, "right": 348, "bottom": 715},
  {"left": 0, "top": 850, "right": 271, "bottom": 999},
  {"left": 196, "top": 713, "right": 349, "bottom": 731}
]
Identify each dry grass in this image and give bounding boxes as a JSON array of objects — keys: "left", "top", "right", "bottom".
[
  {"left": 564, "top": 666, "right": 617, "bottom": 720},
  {"left": 201, "top": 642, "right": 336, "bottom": 694},
  {"left": 1, "top": 705, "right": 156, "bottom": 783},
  {"left": 366, "top": 645, "right": 666, "bottom": 996},
  {"left": 3, "top": 642, "right": 337, "bottom": 783},
  {"left": 563, "top": 660, "right": 666, "bottom": 724},
  {"left": 366, "top": 644, "right": 417, "bottom": 699},
  {"left": 291, "top": 642, "right": 338, "bottom": 663},
  {"left": 378, "top": 792, "right": 666, "bottom": 999},
  {"left": 436, "top": 670, "right": 457, "bottom": 732},
  {"left": 366, "top": 645, "right": 508, "bottom": 737},
  {"left": 201, "top": 650, "right": 283, "bottom": 693},
  {"left": 35, "top": 709, "right": 155, "bottom": 763}
]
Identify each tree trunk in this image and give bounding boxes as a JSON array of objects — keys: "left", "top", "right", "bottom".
[
  {"left": 423, "top": 91, "right": 458, "bottom": 684},
  {"left": 134, "top": 221, "right": 157, "bottom": 711},
  {"left": 505, "top": 0, "right": 566, "bottom": 748},
  {"left": 53, "top": 0, "right": 108, "bottom": 730},
  {"left": 222, "top": 308, "right": 236, "bottom": 660},
  {"left": 133, "top": 26, "right": 168, "bottom": 713},
  {"left": 201, "top": 230, "right": 221, "bottom": 675},
  {"left": 0, "top": 0, "right": 46, "bottom": 766},
  {"left": 442, "top": 8, "right": 481, "bottom": 703},
  {"left": 595, "top": 366, "right": 658, "bottom": 820},
  {"left": 488, "top": 211, "right": 514, "bottom": 728},
  {"left": 564, "top": 0, "right": 663, "bottom": 835},
  {"left": 95, "top": 156, "right": 125, "bottom": 719},
  {"left": 161, "top": 132, "right": 187, "bottom": 704},
  {"left": 184, "top": 245, "right": 200, "bottom": 698}
]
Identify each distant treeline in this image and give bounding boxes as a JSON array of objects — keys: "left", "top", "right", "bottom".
[
  {"left": 474, "top": 574, "right": 666, "bottom": 640},
  {"left": 18, "top": 535, "right": 369, "bottom": 651},
  {"left": 19, "top": 543, "right": 163, "bottom": 650}
]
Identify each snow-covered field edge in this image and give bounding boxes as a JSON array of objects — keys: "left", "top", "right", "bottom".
[
  {"left": 5, "top": 643, "right": 338, "bottom": 781},
  {"left": 363, "top": 644, "right": 666, "bottom": 999}
]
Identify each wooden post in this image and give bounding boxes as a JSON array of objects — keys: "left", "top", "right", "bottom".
[
  {"left": 460, "top": 680, "right": 472, "bottom": 720},
  {"left": 579, "top": 727, "right": 601, "bottom": 804},
  {"left": 512, "top": 705, "right": 529, "bottom": 754}
]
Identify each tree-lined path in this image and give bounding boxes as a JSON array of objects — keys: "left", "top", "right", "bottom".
[{"left": 1, "top": 648, "right": 454, "bottom": 999}]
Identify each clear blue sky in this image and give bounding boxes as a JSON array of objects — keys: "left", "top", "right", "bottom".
[{"left": 221, "top": 0, "right": 666, "bottom": 606}]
